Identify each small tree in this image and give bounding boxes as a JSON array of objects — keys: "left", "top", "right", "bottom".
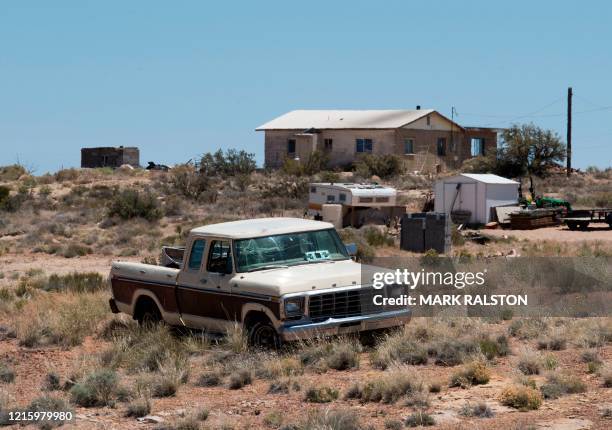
[
  {"left": 199, "top": 149, "right": 256, "bottom": 177},
  {"left": 499, "top": 123, "right": 566, "bottom": 177}
]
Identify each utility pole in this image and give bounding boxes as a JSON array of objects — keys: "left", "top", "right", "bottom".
[{"left": 566, "top": 87, "right": 572, "bottom": 177}]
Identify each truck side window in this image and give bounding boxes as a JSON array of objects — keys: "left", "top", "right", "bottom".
[
  {"left": 188, "top": 239, "right": 206, "bottom": 270},
  {"left": 207, "top": 240, "right": 232, "bottom": 274}
]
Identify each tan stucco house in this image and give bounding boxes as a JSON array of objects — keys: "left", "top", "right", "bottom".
[{"left": 256, "top": 109, "right": 498, "bottom": 173}]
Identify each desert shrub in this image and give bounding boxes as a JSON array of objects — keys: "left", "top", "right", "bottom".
[
  {"left": 0, "top": 164, "right": 27, "bottom": 180},
  {"left": 542, "top": 353, "right": 559, "bottom": 371},
  {"left": 517, "top": 350, "right": 541, "bottom": 375},
  {"left": 371, "top": 338, "right": 428, "bottom": 369},
  {"left": 508, "top": 318, "right": 548, "bottom": 340},
  {"left": 337, "top": 228, "right": 374, "bottom": 263},
  {"left": 42, "top": 272, "right": 107, "bottom": 293},
  {"left": 304, "top": 386, "right": 339, "bottom": 403},
  {"left": 196, "top": 372, "right": 222, "bottom": 387},
  {"left": 70, "top": 369, "right": 119, "bottom": 407},
  {"left": 263, "top": 410, "right": 283, "bottom": 428},
  {"left": 298, "top": 339, "right": 361, "bottom": 371},
  {"left": 169, "top": 163, "right": 211, "bottom": 200},
  {"left": 228, "top": 369, "right": 252, "bottom": 390},
  {"left": 225, "top": 323, "right": 248, "bottom": 354},
  {"left": 55, "top": 168, "right": 79, "bottom": 182},
  {"left": 362, "top": 226, "right": 394, "bottom": 247},
  {"left": 459, "top": 401, "right": 494, "bottom": 418},
  {"left": 24, "top": 395, "right": 72, "bottom": 429},
  {"left": 405, "top": 411, "right": 435, "bottom": 427},
  {"left": 354, "top": 154, "right": 402, "bottom": 179},
  {"left": 148, "top": 355, "right": 189, "bottom": 398},
  {"left": 384, "top": 419, "right": 403, "bottom": 430},
  {"left": 600, "top": 364, "right": 612, "bottom": 387},
  {"left": 199, "top": 149, "right": 256, "bottom": 177},
  {"left": 499, "top": 385, "right": 542, "bottom": 410},
  {"left": 540, "top": 372, "right": 587, "bottom": 399},
  {"left": 44, "top": 372, "right": 61, "bottom": 391},
  {"left": 431, "top": 338, "right": 480, "bottom": 366},
  {"left": 479, "top": 335, "right": 510, "bottom": 360},
  {"left": 281, "top": 151, "right": 329, "bottom": 176},
  {"left": 257, "top": 356, "right": 303, "bottom": 379},
  {"left": 107, "top": 189, "right": 162, "bottom": 221},
  {"left": 537, "top": 332, "right": 567, "bottom": 351},
  {"left": 174, "top": 416, "right": 202, "bottom": 430},
  {"left": 0, "top": 364, "right": 15, "bottom": 383},
  {"left": 125, "top": 398, "right": 151, "bottom": 417},
  {"left": 300, "top": 409, "right": 361, "bottom": 430},
  {"left": 449, "top": 361, "right": 490, "bottom": 388},
  {"left": 345, "top": 366, "right": 424, "bottom": 404}
]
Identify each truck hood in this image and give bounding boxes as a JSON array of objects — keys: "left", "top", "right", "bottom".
[{"left": 232, "top": 259, "right": 383, "bottom": 297}]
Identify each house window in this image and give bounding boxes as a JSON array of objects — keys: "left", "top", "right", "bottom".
[
  {"left": 326, "top": 194, "right": 336, "bottom": 202},
  {"left": 339, "top": 193, "right": 346, "bottom": 202},
  {"left": 426, "top": 116, "right": 431, "bottom": 126},
  {"left": 359, "top": 197, "right": 373, "bottom": 203},
  {"left": 437, "top": 138, "right": 446, "bottom": 156},
  {"left": 375, "top": 197, "right": 389, "bottom": 203},
  {"left": 287, "top": 139, "right": 296, "bottom": 154},
  {"left": 323, "top": 138, "right": 333, "bottom": 151},
  {"left": 404, "top": 138, "right": 415, "bottom": 154},
  {"left": 356, "top": 138, "right": 373, "bottom": 153},
  {"left": 310, "top": 186, "right": 317, "bottom": 193},
  {"left": 471, "top": 138, "right": 485, "bottom": 156}
]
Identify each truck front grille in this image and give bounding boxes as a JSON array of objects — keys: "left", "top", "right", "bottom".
[{"left": 308, "top": 287, "right": 383, "bottom": 322}]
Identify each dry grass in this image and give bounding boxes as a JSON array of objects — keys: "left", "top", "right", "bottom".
[
  {"left": 345, "top": 365, "right": 425, "bottom": 404},
  {"left": 499, "top": 385, "right": 543, "bottom": 411}
]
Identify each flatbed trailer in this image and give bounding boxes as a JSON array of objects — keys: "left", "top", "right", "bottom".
[{"left": 561, "top": 208, "right": 612, "bottom": 230}]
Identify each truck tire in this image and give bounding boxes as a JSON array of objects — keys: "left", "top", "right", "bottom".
[
  {"left": 248, "top": 321, "right": 281, "bottom": 349},
  {"left": 567, "top": 221, "right": 578, "bottom": 231},
  {"left": 134, "top": 298, "right": 162, "bottom": 327}
]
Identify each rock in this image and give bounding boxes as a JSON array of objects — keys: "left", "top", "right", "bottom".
[{"left": 137, "top": 415, "right": 164, "bottom": 424}]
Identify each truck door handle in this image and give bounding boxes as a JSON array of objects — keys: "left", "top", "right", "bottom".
[{"left": 199, "top": 279, "right": 207, "bottom": 284}]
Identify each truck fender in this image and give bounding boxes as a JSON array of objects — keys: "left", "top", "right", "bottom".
[
  {"left": 241, "top": 303, "right": 282, "bottom": 330},
  {"left": 131, "top": 289, "right": 180, "bottom": 324}
]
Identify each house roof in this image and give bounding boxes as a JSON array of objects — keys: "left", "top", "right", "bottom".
[
  {"left": 190, "top": 217, "right": 334, "bottom": 239},
  {"left": 256, "top": 109, "right": 438, "bottom": 130},
  {"left": 442, "top": 173, "right": 519, "bottom": 185},
  {"left": 310, "top": 183, "right": 397, "bottom": 197}
]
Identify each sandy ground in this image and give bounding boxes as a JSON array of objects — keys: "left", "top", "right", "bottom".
[{"left": 473, "top": 224, "right": 612, "bottom": 243}]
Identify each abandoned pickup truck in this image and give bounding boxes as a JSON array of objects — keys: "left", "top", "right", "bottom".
[{"left": 109, "top": 218, "right": 410, "bottom": 347}]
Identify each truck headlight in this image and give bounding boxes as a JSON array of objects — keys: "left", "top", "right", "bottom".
[{"left": 284, "top": 297, "right": 305, "bottom": 318}]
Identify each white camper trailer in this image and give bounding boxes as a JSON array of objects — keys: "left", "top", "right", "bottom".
[{"left": 308, "top": 183, "right": 404, "bottom": 227}]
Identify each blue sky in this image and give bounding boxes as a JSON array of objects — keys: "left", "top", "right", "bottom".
[{"left": 1, "top": 1, "right": 611, "bottom": 173}]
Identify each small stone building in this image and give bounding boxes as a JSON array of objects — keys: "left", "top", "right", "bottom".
[
  {"left": 256, "top": 109, "right": 498, "bottom": 173},
  {"left": 81, "top": 146, "right": 140, "bottom": 168}
]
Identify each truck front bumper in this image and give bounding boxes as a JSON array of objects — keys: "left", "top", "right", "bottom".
[{"left": 278, "top": 308, "right": 411, "bottom": 342}]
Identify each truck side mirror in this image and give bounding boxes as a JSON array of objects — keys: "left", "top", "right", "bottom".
[{"left": 344, "top": 243, "right": 357, "bottom": 257}]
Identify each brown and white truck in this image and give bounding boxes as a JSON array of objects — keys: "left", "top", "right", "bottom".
[{"left": 109, "top": 217, "right": 410, "bottom": 347}]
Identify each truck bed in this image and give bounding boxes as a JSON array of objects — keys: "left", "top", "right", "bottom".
[{"left": 111, "top": 261, "right": 179, "bottom": 285}]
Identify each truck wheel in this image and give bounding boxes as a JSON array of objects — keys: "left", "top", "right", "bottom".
[
  {"left": 248, "top": 321, "right": 281, "bottom": 349},
  {"left": 135, "top": 300, "right": 162, "bottom": 327},
  {"left": 567, "top": 221, "right": 578, "bottom": 231},
  {"left": 579, "top": 222, "right": 588, "bottom": 231}
]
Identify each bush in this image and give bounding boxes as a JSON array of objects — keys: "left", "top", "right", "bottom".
[
  {"left": 537, "top": 333, "right": 567, "bottom": 351},
  {"left": 345, "top": 366, "right": 424, "bottom": 404},
  {"left": 354, "top": 154, "right": 402, "bottom": 179},
  {"left": 0, "top": 364, "right": 15, "bottom": 383},
  {"left": 0, "top": 164, "right": 27, "bottom": 180},
  {"left": 304, "top": 386, "right": 339, "bottom": 403},
  {"left": 459, "top": 401, "right": 494, "bottom": 418},
  {"left": 43, "top": 272, "right": 107, "bottom": 293},
  {"left": 405, "top": 411, "right": 435, "bottom": 427},
  {"left": 169, "top": 163, "right": 211, "bottom": 201},
  {"left": 300, "top": 409, "right": 361, "bottom": 430},
  {"left": 325, "top": 341, "right": 361, "bottom": 371},
  {"left": 449, "top": 361, "right": 490, "bottom": 388},
  {"left": 199, "top": 149, "right": 256, "bottom": 177},
  {"left": 196, "top": 372, "right": 222, "bottom": 387},
  {"left": 517, "top": 350, "right": 541, "bottom": 375},
  {"left": 25, "top": 396, "right": 72, "bottom": 429},
  {"left": 540, "top": 372, "right": 587, "bottom": 399},
  {"left": 371, "top": 339, "right": 428, "bottom": 369},
  {"left": 600, "top": 364, "right": 612, "bottom": 387},
  {"left": 44, "top": 372, "right": 61, "bottom": 391},
  {"left": 363, "top": 227, "right": 394, "bottom": 247},
  {"left": 479, "top": 335, "right": 510, "bottom": 360},
  {"left": 70, "top": 369, "right": 119, "bottom": 407},
  {"left": 107, "top": 189, "right": 162, "bottom": 221},
  {"left": 499, "top": 385, "right": 542, "bottom": 410},
  {"left": 228, "top": 369, "right": 252, "bottom": 390},
  {"left": 263, "top": 410, "right": 283, "bottom": 428},
  {"left": 151, "top": 356, "right": 189, "bottom": 397},
  {"left": 125, "top": 399, "right": 151, "bottom": 418}
]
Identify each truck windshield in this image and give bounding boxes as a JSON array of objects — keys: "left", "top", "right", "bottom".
[{"left": 233, "top": 228, "right": 350, "bottom": 273}]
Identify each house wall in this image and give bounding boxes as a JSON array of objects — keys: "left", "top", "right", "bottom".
[
  {"left": 81, "top": 147, "right": 140, "bottom": 168},
  {"left": 263, "top": 121, "right": 498, "bottom": 172}
]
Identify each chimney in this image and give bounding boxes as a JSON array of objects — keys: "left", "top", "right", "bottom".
[{"left": 416, "top": 105, "right": 421, "bottom": 110}]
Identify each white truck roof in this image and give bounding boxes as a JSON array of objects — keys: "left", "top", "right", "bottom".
[{"left": 190, "top": 217, "right": 335, "bottom": 239}]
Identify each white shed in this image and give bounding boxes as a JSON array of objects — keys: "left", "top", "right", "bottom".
[{"left": 433, "top": 174, "right": 519, "bottom": 224}]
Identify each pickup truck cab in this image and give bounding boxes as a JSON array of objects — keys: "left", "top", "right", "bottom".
[{"left": 109, "top": 217, "right": 410, "bottom": 347}]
